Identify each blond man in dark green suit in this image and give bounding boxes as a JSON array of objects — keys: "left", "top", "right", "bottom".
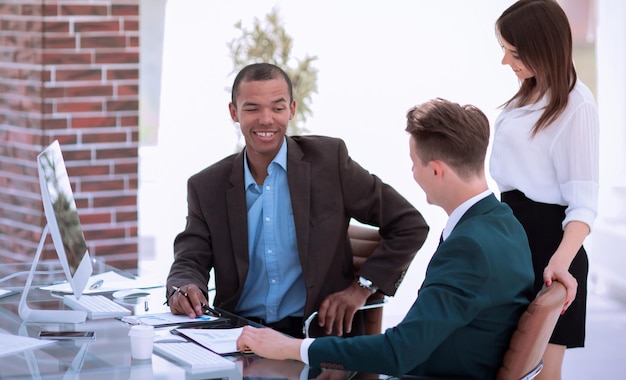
[{"left": 237, "top": 98, "right": 535, "bottom": 379}]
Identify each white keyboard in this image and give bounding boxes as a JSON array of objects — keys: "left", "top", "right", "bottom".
[
  {"left": 63, "top": 294, "right": 131, "bottom": 319},
  {"left": 153, "top": 342, "right": 236, "bottom": 374}
]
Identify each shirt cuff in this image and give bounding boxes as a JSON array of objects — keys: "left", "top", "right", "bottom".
[{"left": 300, "top": 337, "right": 314, "bottom": 365}]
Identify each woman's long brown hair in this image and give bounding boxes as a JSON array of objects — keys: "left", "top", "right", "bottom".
[{"left": 496, "top": 0, "right": 577, "bottom": 137}]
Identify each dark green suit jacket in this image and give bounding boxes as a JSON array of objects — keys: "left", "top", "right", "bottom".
[{"left": 309, "top": 194, "right": 534, "bottom": 378}]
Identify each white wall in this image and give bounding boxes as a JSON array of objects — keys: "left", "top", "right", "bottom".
[
  {"left": 590, "top": 0, "right": 626, "bottom": 301},
  {"left": 139, "top": 0, "right": 521, "bottom": 323}
]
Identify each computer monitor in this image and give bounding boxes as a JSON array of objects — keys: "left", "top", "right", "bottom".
[{"left": 19, "top": 140, "right": 94, "bottom": 323}]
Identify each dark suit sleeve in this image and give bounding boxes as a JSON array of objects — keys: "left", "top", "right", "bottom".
[
  {"left": 308, "top": 236, "right": 492, "bottom": 377},
  {"left": 334, "top": 139, "right": 429, "bottom": 295},
  {"left": 166, "top": 175, "right": 215, "bottom": 297}
]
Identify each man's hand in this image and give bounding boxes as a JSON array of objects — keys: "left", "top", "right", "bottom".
[
  {"left": 317, "top": 281, "right": 372, "bottom": 336},
  {"left": 236, "top": 326, "right": 303, "bottom": 361},
  {"left": 168, "top": 284, "right": 207, "bottom": 319}
]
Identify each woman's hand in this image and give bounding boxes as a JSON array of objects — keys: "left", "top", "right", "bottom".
[
  {"left": 543, "top": 263, "right": 577, "bottom": 314},
  {"left": 545, "top": 220, "right": 589, "bottom": 313}
]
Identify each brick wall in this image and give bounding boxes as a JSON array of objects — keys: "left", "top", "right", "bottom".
[{"left": 0, "top": 0, "right": 140, "bottom": 269}]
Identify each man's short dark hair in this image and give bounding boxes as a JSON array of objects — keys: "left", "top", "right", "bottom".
[{"left": 231, "top": 63, "right": 293, "bottom": 106}]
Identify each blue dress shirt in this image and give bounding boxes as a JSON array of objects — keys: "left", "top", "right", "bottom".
[{"left": 235, "top": 138, "right": 306, "bottom": 323}]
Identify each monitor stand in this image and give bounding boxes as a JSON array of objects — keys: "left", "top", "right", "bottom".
[{"left": 18, "top": 225, "right": 87, "bottom": 324}]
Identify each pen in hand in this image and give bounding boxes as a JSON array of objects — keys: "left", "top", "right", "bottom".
[
  {"left": 172, "top": 285, "right": 188, "bottom": 297},
  {"left": 171, "top": 286, "right": 221, "bottom": 317}
]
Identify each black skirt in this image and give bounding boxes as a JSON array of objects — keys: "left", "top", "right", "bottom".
[{"left": 501, "top": 190, "right": 588, "bottom": 348}]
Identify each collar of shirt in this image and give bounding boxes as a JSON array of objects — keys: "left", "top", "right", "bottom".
[
  {"left": 244, "top": 137, "right": 288, "bottom": 190},
  {"left": 442, "top": 189, "right": 492, "bottom": 241}
]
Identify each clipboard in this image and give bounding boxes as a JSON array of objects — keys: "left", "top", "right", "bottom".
[
  {"left": 172, "top": 327, "right": 245, "bottom": 355},
  {"left": 171, "top": 314, "right": 255, "bottom": 355}
]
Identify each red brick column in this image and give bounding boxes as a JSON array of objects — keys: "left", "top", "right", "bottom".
[{"left": 0, "top": 0, "right": 140, "bottom": 269}]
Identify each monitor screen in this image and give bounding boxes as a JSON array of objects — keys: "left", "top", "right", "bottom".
[{"left": 37, "top": 140, "right": 93, "bottom": 298}]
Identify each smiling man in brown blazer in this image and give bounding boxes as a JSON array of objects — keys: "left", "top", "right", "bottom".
[{"left": 166, "top": 63, "right": 428, "bottom": 338}]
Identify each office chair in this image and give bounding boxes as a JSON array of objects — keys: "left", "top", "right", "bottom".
[
  {"left": 303, "top": 224, "right": 386, "bottom": 338},
  {"left": 496, "top": 281, "right": 566, "bottom": 380},
  {"left": 400, "top": 281, "right": 567, "bottom": 380}
]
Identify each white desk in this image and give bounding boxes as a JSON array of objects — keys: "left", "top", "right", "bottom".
[{"left": 0, "top": 261, "right": 388, "bottom": 379}]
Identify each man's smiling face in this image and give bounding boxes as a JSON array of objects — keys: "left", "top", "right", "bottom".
[{"left": 229, "top": 77, "right": 296, "bottom": 162}]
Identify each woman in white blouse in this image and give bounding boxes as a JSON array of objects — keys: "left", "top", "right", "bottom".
[{"left": 490, "top": 1, "right": 599, "bottom": 379}]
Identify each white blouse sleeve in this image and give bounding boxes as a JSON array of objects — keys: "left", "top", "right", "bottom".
[{"left": 551, "top": 100, "right": 599, "bottom": 230}]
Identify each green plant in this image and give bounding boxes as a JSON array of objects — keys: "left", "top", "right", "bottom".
[{"left": 227, "top": 7, "right": 318, "bottom": 136}]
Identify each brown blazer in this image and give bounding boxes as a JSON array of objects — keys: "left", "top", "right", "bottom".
[{"left": 166, "top": 136, "right": 428, "bottom": 332}]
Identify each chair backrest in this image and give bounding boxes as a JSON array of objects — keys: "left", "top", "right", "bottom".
[
  {"left": 348, "top": 224, "right": 385, "bottom": 335},
  {"left": 496, "top": 281, "right": 567, "bottom": 380}
]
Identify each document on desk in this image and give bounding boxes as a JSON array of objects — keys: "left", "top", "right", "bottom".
[
  {"left": 39, "top": 271, "right": 162, "bottom": 294},
  {"left": 173, "top": 327, "right": 244, "bottom": 355},
  {"left": 0, "top": 333, "right": 54, "bottom": 358},
  {"left": 119, "top": 312, "right": 219, "bottom": 327}
]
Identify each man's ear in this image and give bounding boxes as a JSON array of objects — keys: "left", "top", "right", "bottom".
[
  {"left": 430, "top": 160, "right": 444, "bottom": 178},
  {"left": 229, "top": 102, "right": 238, "bottom": 122},
  {"left": 289, "top": 99, "right": 297, "bottom": 120}
]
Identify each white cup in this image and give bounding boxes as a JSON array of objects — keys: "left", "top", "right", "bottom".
[{"left": 128, "top": 325, "right": 155, "bottom": 360}]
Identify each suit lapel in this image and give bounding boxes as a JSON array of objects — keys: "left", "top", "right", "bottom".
[
  {"left": 227, "top": 151, "right": 250, "bottom": 287},
  {"left": 285, "top": 137, "right": 311, "bottom": 270}
]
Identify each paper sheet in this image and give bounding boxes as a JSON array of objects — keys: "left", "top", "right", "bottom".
[
  {"left": 40, "top": 271, "right": 162, "bottom": 294},
  {"left": 0, "top": 333, "right": 54, "bottom": 358},
  {"left": 174, "top": 327, "right": 244, "bottom": 355},
  {"left": 120, "top": 312, "right": 218, "bottom": 327}
]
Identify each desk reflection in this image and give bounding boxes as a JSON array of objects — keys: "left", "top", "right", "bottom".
[
  {"left": 236, "top": 355, "right": 386, "bottom": 380},
  {"left": 239, "top": 356, "right": 307, "bottom": 379}
]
